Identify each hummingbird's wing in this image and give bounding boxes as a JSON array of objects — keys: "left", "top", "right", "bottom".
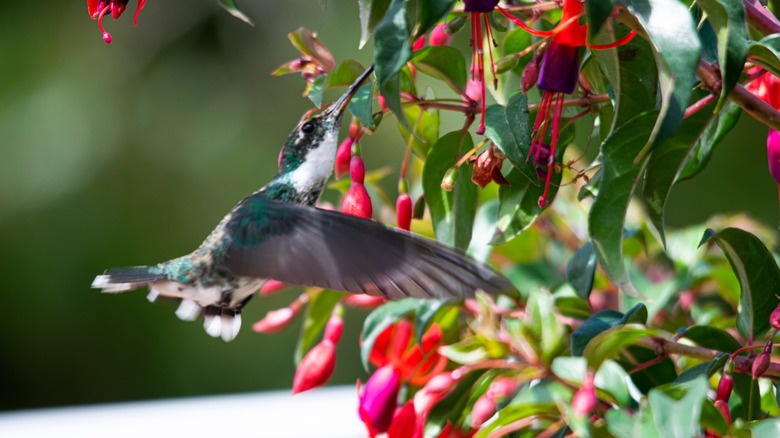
[{"left": 220, "top": 199, "right": 514, "bottom": 299}]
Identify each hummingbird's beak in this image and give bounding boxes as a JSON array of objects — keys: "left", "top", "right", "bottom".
[{"left": 326, "top": 64, "right": 375, "bottom": 118}]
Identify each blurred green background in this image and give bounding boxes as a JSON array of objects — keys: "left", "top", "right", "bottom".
[{"left": 0, "top": 0, "right": 777, "bottom": 411}]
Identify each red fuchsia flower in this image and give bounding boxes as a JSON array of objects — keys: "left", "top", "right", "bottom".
[
  {"left": 387, "top": 400, "right": 417, "bottom": 438},
  {"left": 747, "top": 68, "right": 780, "bottom": 109},
  {"left": 770, "top": 302, "right": 780, "bottom": 330},
  {"left": 396, "top": 193, "right": 413, "bottom": 231},
  {"left": 471, "top": 145, "right": 510, "bottom": 188},
  {"left": 293, "top": 339, "right": 336, "bottom": 394},
  {"left": 470, "top": 377, "right": 519, "bottom": 428},
  {"left": 499, "top": 1, "right": 635, "bottom": 208},
  {"left": 335, "top": 137, "right": 354, "bottom": 180},
  {"left": 716, "top": 371, "right": 733, "bottom": 402},
  {"left": 342, "top": 155, "right": 373, "bottom": 218},
  {"left": 259, "top": 279, "right": 287, "bottom": 296},
  {"left": 463, "top": 0, "right": 501, "bottom": 135},
  {"left": 87, "top": 0, "right": 146, "bottom": 44},
  {"left": 752, "top": 345, "right": 772, "bottom": 379},
  {"left": 430, "top": 23, "right": 453, "bottom": 46},
  {"left": 714, "top": 400, "right": 732, "bottom": 426},
  {"left": 253, "top": 294, "right": 306, "bottom": 333},
  {"left": 413, "top": 35, "right": 427, "bottom": 51},
  {"left": 358, "top": 365, "right": 402, "bottom": 436}
]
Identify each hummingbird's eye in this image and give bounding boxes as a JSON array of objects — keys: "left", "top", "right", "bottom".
[{"left": 301, "top": 122, "right": 315, "bottom": 134}]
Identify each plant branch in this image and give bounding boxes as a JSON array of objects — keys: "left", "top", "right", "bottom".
[
  {"left": 697, "top": 60, "right": 780, "bottom": 131},
  {"left": 743, "top": 0, "right": 780, "bottom": 36}
]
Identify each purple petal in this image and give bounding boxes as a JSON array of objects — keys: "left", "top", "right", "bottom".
[
  {"left": 463, "top": 0, "right": 500, "bottom": 13},
  {"left": 537, "top": 41, "right": 580, "bottom": 94},
  {"left": 768, "top": 129, "right": 780, "bottom": 183},
  {"left": 359, "top": 365, "right": 401, "bottom": 433}
]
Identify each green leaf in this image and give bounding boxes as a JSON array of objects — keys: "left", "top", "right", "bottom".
[
  {"left": 358, "top": 0, "right": 391, "bottom": 49},
  {"left": 732, "top": 372, "right": 761, "bottom": 420},
  {"left": 217, "top": 0, "right": 254, "bottom": 25},
  {"left": 707, "top": 227, "right": 780, "bottom": 339},
  {"left": 571, "top": 304, "right": 648, "bottom": 356},
  {"left": 696, "top": 0, "right": 748, "bottom": 111},
  {"left": 674, "top": 354, "right": 728, "bottom": 385},
  {"left": 414, "top": 300, "right": 447, "bottom": 347},
  {"left": 679, "top": 101, "right": 741, "bottom": 180},
  {"left": 418, "top": 0, "right": 456, "bottom": 38},
  {"left": 584, "top": 323, "right": 657, "bottom": 370},
  {"left": 483, "top": 92, "right": 532, "bottom": 171},
  {"left": 295, "top": 290, "right": 346, "bottom": 364},
  {"left": 585, "top": 0, "right": 618, "bottom": 37},
  {"left": 475, "top": 380, "right": 565, "bottom": 438},
  {"left": 374, "top": 0, "right": 412, "bottom": 131},
  {"left": 589, "top": 111, "right": 658, "bottom": 298},
  {"left": 681, "top": 325, "right": 742, "bottom": 352},
  {"left": 307, "top": 76, "right": 327, "bottom": 107},
  {"left": 643, "top": 102, "right": 717, "bottom": 245},
  {"left": 422, "top": 131, "right": 478, "bottom": 250},
  {"left": 620, "top": 0, "right": 701, "bottom": 144},
  {"left": 425, "top": 370, "right": 486, "bottom": 437},
  {"left": 397, "top": 104, "right": 440, "bottom": 157},
  {"left": 410, "top": 46, "right": 467, "bottom": 93},
  {"left": 502, "top": 27, "right": 533, "bottom": 74},
  {"left": 347, "top": 84, "right": 376, "bottom": 129},
  {"left": 324, "top": 60, "right": 365, "bottom": 89},
  {"left": 288, "top": 27, "right": 335, "bottom": 71},
  {"left": 492, "top": 167, "right": 561, "bottom": 244},
  {"left": 526, "top": 290, "right": 567, "bottom": 364},
  {"left": 567, "top": 241, "right": 598, "bottom": 300},
  {"left": 648, "top": 377, "right": 708, "bottom": 438},
  {"left": 552, "top": 357, "right": 631, "bottom": 406},
  {"left": 748, "top": 34, "right": 780, "bottom": 77},
  {"left": 467, "top": 199, "right": 499, "bottom": 264},
  {"left": 360, "top": 299, "right": 420, "bottom": 369}
]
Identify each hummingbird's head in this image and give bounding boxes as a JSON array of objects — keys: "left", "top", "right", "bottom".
[{"left": 275, "top": 66, "right": 373, "bottom": 196}]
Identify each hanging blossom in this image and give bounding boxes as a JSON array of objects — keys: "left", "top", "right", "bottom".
[
  {"left": 87, "top": 0, "right": 146, "bottom": 44},
  {"left": 499, "top": 1, "right": 635, "bottom": 207},
  {"left": 747, "top": 68, "right": 780, "bottom": 210},
  {"left": 357, "top": 320, "right": 448, "bottom": 437},
  {"left": 462, "top": 0, "right": 501, "bottom": 135}
]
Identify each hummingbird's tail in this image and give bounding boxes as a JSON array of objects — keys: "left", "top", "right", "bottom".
[{"left": 91, "top": 266, "right": 167, "bottom": 293}]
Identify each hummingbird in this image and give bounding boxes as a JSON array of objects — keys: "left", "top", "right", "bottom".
[{"left": 92, "top": 66, "right": 513, "bottom": 341}]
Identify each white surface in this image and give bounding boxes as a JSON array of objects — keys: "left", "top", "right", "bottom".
[{"left": 0, "top": 387, "right": 365, "bottom": 438}]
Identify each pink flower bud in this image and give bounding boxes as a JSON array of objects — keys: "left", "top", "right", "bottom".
[
  {"left": 259, "top": 279, "right": 287, "bottom": 296},
  {"left": 716, "top": 373, "right": 733, "bottom": 402},
  {"left": 714, "top": 400, "right": 731, "bottom": 425},
  {"left": 489, "top": 378, "right": 518, "bottom": 398},
  {"left": 752, "top": 350, "right": 771, "bottom": 379},
  {"left": 771, "top": 303, "right": 780, "bottom": 330},
  {"left": 323, "top": 314, "right": 343, "bottom": 344},
  {"left": 430, "top": 23, "right": 452, "bottom": 46},
  {"left": 572, "top": 374, "right": 597, "bottom": 417},
  {"left": 463, "top": 78, "right": 482, "bottom": 104},
  {"left": 292, "top": 340, "right": 336, "bottom": 394},
  {"left": 521, "top": 61, "right": 539, "bottom": 93},
  {"left": 343, "top": 294, "right": 387, "bottom": 309},
  {"left": 378, "top": 95, "right": 388, "bottom": 111},
  {"left": 470, "top": 393, "right": 496, "bottom": 428},
  {"left": 425, "top": 372, "right": 456, "bottom": 395},
  {"left": 359, "top": 365, "right": 402, "bottom": 434},
  {"left": 342, "top": 185, "right": 373, "bottom": 219},
  {"left": 387, "top": 400, "right": 417, "bottom": 438},
  {"left": 350, "top": 155, "right": 366, "bottom": 183},
  {"left": 768, "top": 129, "right": 780, "bottom": 183},
  {"left": 335, "top": 138, "right": 354, "bottom": 180},
  {"left": 349, "top": 119, "right": 361, "bottom": 139},
  {"left": 102, "top": 32, "right": 112, "bottom": 44},
  {"left": 253, "top": 307, "right": 296, "bottom": 333},
  {"left": 396, "top": 194, "right": 412, "bottom": 231},
  {"left": 413, "top": 35, "right": 427, "bottom": 51}
]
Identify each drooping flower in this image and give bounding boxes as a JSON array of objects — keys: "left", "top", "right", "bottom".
[
  {"left": 342, "top": 155, "right": 373, "bottom": 218},
  {"left": 499, "top": 0, "right": 635, "bottom": 207},
  {"left": 87, "top": 0, "right": 147, "bottom": 44},
  {"left": 292, "top": 339, "right": 336, "bottom": 394},
  {"left": 463, "top": 0, "right": 501, "bottom": 135},
  {"left": 358, "top": 365, "right": 402, "bottom": 435},
  {"left": 471, "top": 145, "right": 510, "bottom": 188},
  {"left": 396, "top": 193, "right": 413, "bottom": 231}
]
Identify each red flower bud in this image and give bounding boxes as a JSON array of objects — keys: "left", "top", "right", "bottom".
[
  {"left": 293, "top": 340, "right": 336, "bottom": 394},
  {"left": 342, "top": 156, "right": 373, "bottom": 218},
  {"left": 716, "top": 373, "right": 733, "bottom": 402},
  {"left": 463, "top": 78, "right": 482, "bottom": 104},
  {"left": 430, "top": 23, "right": 453, "bottom": 46},
  {"left": 349, "top": 119, "right": 361, "bottom": 139},
  {"left": 714, "top": 400, "right": 731, "bottom": 426},
  {"left": 489, "top": 378, "right": 518, "bottom": 399},
  {"left": 396, "top": 194, "right": 413, "bottom": 231},
  {"left": 572, "top": 373, "right": 597, "bottom": 417},
  {"left": 350, "top": 155, "right": 366, "bottom": 183},
  {"left": 259, "top": 279, "right": 287, "bottom": 296},
  {"left": 252, "top": 307, "right": 297, "bottom": 333},
  {"left": 413, "top": 35, "right": 427, "bottom": 51},
  {"left": 343, "top": 294, "right": 387, "bottom": 309},
  {"left": 335, "top": 138, "right": 354, "bottom": 180},
  {"left": 323, "top": 314, "right": 343, "bottom": 344},
  {"left": 752, "top": 349, "right": 771, "bottom": 379},
  {"left": 470, "top": 393, "right": 496, "bottom": 428},
  {"left": 387, "top": 400, "right": 417, "bottom": 438},
  {"left": 521, "top": 61, "right": 540, "bottom": 93},
  {"left": 425, "top": 372, "right": 457, "bottom": 395},
  {"left": 378, "top": 95, "right": 388, "bottom": 111},
  {"left": 771, "top": 303, "right": 780, "bottom": 330}
]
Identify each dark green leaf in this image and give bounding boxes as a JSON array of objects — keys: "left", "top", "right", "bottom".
[
  {"left": 358, "top": 0, "right": 391, "bottom": 49},
  {"left": 585, "top": 0, "right": 618, "bottom": 37},
  {"left": 679, "top": 101, "right": 741, "bottom": 180},
  {"left": 295, "top": 290, "right": 346, "bottom": 364},
  {"left": 483, "top": 92, "right": 532, "bottom": 171},
  {"left": 567, "top": 241, "right": 598, "bottom": 300},
  {"left": 748, "top": 34, "right": 780, "bottom": 77},
  {"left": 347, "top": 83, "right": 376, "bottom": 129},
  {"left": 555, "top": 296, "right": 592, "bottom": 320},
  {"left": 571, "top": 304, "right": 647, "bottom": 356},
  {"left": 643, "top": 103, "right": 717, "bottom": 245},
  {"left": 374, "top": 0, "right": 412, "bottom": 130},
  {"left": 674, "top": 354, "right": 728, "bottom": 385},
  {"left": 217, "top": 0, "right": 254, "bottom": 25},
  {"left": 324, "top": 59, "right": 365, "bottom": 89},
  {"left": 467, "top": 200, "right": 499, "bottom": 264},
  {"left": 410, "top": 46, "right": 467, "bottom": 93},
  {"left": 707, "top": 228, "right": 780, "bottom": 339},
  {"left": 360, "top": 299, "right": 420, "bottom": 369},
  {"left": 589, "top": 111, "right": 658, "bottom": 298},
  {"left": 422, "top": 131, "right": 478, "bottom": 250},
  {"left": 732, "top": 372, "right": 761, "bottom": 420},
  {"left": 307, "top": 76, "right": 327, "bottom": 107},
  {"left": 584, "top": 324, "right": 657, "bottom": 370},
  {"left": 620, "top": 0, "right": 701, "bottom": 144},
  {"left": 696, "top": 0, "right": 748, "bottom": 111},
  {"left": 681, "top": 326, "right": 742, "bottom": 352},
  {"left": 648, "top": 377, "right": 708, "bottom": 438},
  {"left": 415, "top": 300, "right": 447, "bottom": 347},
  {"left": 419, "top": 0, "right": 456, "bottom": 37},
  {"left": 492, "top": 167, "right": 560, "bottom": 244}
]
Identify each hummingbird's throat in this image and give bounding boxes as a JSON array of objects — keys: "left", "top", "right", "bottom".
[{"left": 286, "top": 128, "right": 339, "bottom": 200}]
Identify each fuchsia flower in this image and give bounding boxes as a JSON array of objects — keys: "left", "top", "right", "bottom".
[
  {"left": 292, "top": 311, "right": 343, "bottom": 394},
  {"left": 87, "top": 0, "right": 146, "bottom": 43},
  {"left": 342, "top": 155, "right": 373, "bottom": 218},
  {"left": 430, "top": 23, "right": 453, "bottom": 46},
  {"left": 463, "top": 0, "right": 501, "bottom": 135},
  {"left": 396, "top": 193, "right": 413, "bottom": 231},
  {"left": 499, "top": 0, "right": 635, "bottom": 207},
  {"left": 571, "top": 371, "right": 597, "bottom": 417},
  {"left": 359, "top": 365, "right": 402, "bottom": 435},
  {"left": 747, "top": 70, "right": 780, "bottom": 210}
]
